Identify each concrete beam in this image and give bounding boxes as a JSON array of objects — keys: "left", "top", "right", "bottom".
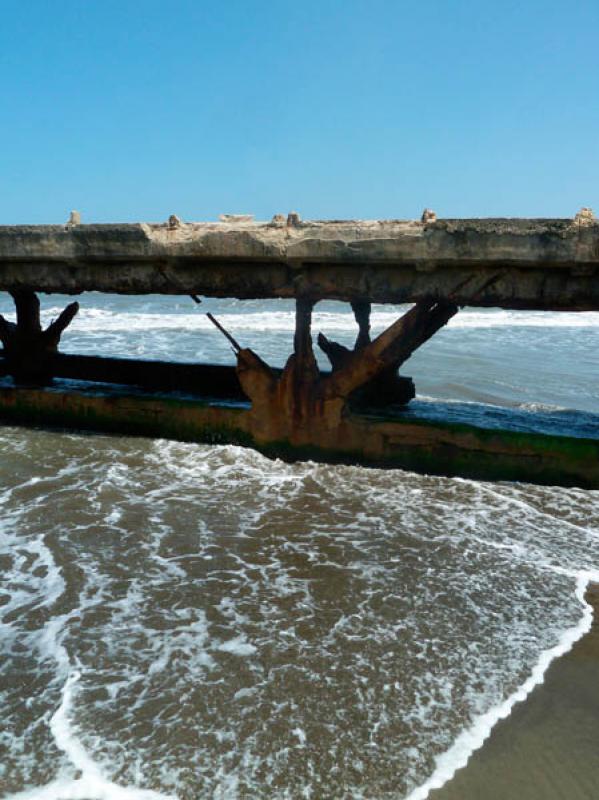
[{"left": 0, "top": 216, "right": 598, "bottom": 309}]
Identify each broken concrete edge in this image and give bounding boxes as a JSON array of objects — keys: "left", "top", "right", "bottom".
[
  {"left": 0, "top": 218, "right": 598, "bottom": 308},
  {"left": 0, "top": 383, "right": 596, "bottom": 489},
  {"left": 2, "top": 213, "right": 595, "bottom": 230},
  {"left": 0, "top": 216, "right": 598, "bottom": 263}
]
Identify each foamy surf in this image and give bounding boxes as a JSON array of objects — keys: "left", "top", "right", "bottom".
[
  {"left": 405, "top": 569, "right": 599, "bottom": 800},
  {"left": 2, "top": 614, "right": 176, "bottom": 800},
  {"left": 3, "top": 670, "right": 177, "bottom": 800},
  {"left": 24, "top": 305, "right": 599, "bottom": 334}
]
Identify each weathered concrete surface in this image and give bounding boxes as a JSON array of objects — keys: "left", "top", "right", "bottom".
[{"left": 0, "top": 216, "right": 598, "bottom": 309}]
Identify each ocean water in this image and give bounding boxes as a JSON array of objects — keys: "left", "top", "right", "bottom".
[{"left": 0, "top": 294, "right": 598, "bottom": 799}]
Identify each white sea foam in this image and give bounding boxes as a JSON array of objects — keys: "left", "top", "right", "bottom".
[
  {"left": 216, "top": 635, "right": 257, "bottom": 656},
  {"left": 416, "top": 394, "right": 572, "bottom": 414},
  {"left": 5, "top": 773, "right": 176, "bottom": 800},
  {"left": 446, "top": 309, "right": 599, "bottom": 329},
  {"left": 4, "top": 668, "right": 177, "bottom": 800},
  {"left": 0, "top": 480, "right": 177, "bottom": 800},
  {"left": 24, "top": 305, "right": 599, "bottom": 335},
  {"left": 405, "top": 569, "right": 599, "bottom": 800},
  {"left": 292, "top": 727, "right": 307, "bottom": 746}
]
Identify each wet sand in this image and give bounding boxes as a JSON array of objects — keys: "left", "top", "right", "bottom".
[{"left": 431, "top": 583, "right": 599, "bottom": 800}]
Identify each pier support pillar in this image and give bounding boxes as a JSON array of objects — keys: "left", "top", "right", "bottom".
[
  {"left": 320, "top": 299, "right": 458, "bottom": 403},
  {"left": 237, "top": 297, "right": 343, "bottom": 441},
  {"left": 279, "top": 297, "right": 321, "bottom": 423},
  {"left": 351, "top": 299, "right": 372, "bottom": 350},
  {"left": 317, "top": 299, "right": 454, "bottom": 407},
  {"left": 0, "top": 291, "right": 79, "bottom": 384},
  {"left": 236, "top": 298, "right": 458, "bottom": 447}
]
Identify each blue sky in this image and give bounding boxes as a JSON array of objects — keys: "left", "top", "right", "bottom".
[{"left": 1, "top": 0, "right": 597, "bottom": 223}]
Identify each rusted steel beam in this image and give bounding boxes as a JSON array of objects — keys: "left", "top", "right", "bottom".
[{"left": 321, "top": 300, "right": 458, "bottom": 401}]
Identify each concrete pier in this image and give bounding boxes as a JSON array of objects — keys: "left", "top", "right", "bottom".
[
  {"left": 0, "top": 213, "right": 596, "bottom": 487},
  {"left": 0, "top": 215, "right": 598, "bottom": 309}
]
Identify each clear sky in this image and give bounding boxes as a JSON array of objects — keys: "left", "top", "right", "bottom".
[{"left": 1, "top": 0, "right": 597, "bottom": 223}]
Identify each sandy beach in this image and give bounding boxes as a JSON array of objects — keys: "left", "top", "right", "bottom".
[{"left": 431, "top": 583, "right": 599, "bottom": 800}]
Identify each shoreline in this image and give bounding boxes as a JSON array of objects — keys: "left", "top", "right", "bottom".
[{"left": 421, "top": 578, "right": 599, "bottom": 800}]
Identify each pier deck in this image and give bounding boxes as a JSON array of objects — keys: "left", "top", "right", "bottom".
[{"left": 0, "top": 215, "right": 598, "bottom": 309}]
